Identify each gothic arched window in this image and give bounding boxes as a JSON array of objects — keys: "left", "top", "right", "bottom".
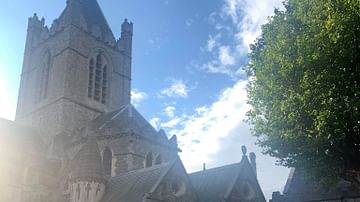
[
  {"left": 88, "top": 53, "right": 108, "bottom": 104},
  {"left": 103, "top": 147, "right": 112, "bottom": 176},
  {"left": 38, "top": 51, "right": 51, "bottom": 102},
  {"left": 145, "top": 152, "right": 153, "bottom": 168},
  {"left": 88, "top": 59, "right": 94, "bottom": 98}
]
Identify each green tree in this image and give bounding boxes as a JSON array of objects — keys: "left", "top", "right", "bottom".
[{"left": 246, "top": 0, "right": 360, "bottom": 186}]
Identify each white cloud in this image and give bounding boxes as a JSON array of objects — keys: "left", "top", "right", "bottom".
[
  {"left": 224, "top": 0, "right": 284, "bottom": 51},
  {"left": 163, "top": 105, "right": 176, "bottom": 118},
  {"left": 160, "top": 117, "right": 182, "bottom": 128},
  {"left": 155, "top": 78, "right": 289, "bottom": 199},
  {"left": 206, "top": 34, "right": 221, "bottom": 52},
  {"left": 219, "top": 46, "right": 235, "bottom": 66},
  {"left": 194, "top": 58, "right": 242, "bottom": 78},
  {"left": 176, "top": 79, "right": 250, "bottom": 170},
  {"left": 160, "top": 80, "right": 190, "bottom": 98},
  {"left": 149, "top": 117, "right": 161, "bottom": 130},
  {"left": 194, "top": 0, "right": 283, "bottom": 78},
  {"left": 131, "top": 89, "right": 148, "bottom": 107},
  {"left": 155, "top": 79, "right": 251, "bottom": 169}
]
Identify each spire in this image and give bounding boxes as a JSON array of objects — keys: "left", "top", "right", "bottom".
[
  {"left": 55, "top": 0, "right": 115, "bottom": 42},
  {"left": 71, "top": 136, "right": 105, "bottom": 181}
]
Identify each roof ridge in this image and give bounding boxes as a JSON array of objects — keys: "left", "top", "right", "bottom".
[
  {"left": 189, "top": 162, "right": 242, "bottom": 176},
  {"left": 149, "top": 159, "right": 177, "bottom": 194},
  {"left": 111, "top": 162, "right": 172, "bottom": 179}
]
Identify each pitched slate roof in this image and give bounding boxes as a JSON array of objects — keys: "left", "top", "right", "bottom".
[
  {"left": 189, "top": 162, "right": 246, "bottom": 202},
  {"left": 91, "top": 104, "right": 169, "bottom": 143},
  {"left": 56, "top": 0, "right": 114, "bottom": 40},
  {"left": 72, "top": 136, "right": 104, "bottom": 180},
  {"left": 102, "top": 162, "right": 173, "bottom": 202}
]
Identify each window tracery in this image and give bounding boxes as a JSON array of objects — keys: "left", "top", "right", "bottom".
[{"left": 88, "top": 53, "right": 108, "bottom": 104}]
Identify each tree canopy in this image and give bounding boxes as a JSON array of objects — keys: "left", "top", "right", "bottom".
[{"left": 246, "top": 0, "right": 360, "bottom": 186}]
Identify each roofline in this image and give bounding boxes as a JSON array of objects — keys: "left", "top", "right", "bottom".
[
  {"left": 148, "top": 159, "right": 176, "bottom": 194},
  {"left": 189, "top": 161, "right": 242, "bottom": 176},
  {"left": 188, "top": 155, "right": 266, "bottom": 202},
  {"left": 91, "top": 0, "right": 116, "bottom": 37},
  {"left": 283, "top": 167, "right": 296, "bottom": 194},
  {"left": 147, "top": 156, "right": 201, "bottom": 201},
  {"left": 110, "top": 162, "right": 172, "bottom": 179}
]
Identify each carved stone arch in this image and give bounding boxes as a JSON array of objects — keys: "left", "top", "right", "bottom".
[
  {"left": 145, "top": 151, "right": 153, "bottom": 168},
  {"left": 103, "top": 147, "right": 113, "bottom": 176},
  {"left": 88, "top": 48, "right": 115, "bottom": 71}
]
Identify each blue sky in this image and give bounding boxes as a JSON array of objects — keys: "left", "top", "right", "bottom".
[{"left": 0, "top": 0, "right": 289, "bottom": 199}]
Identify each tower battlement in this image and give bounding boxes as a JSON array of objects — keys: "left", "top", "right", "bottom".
[
  {"left": 28, "top": 13, "right": 45, "bottom": 28},
  {"left": 117, "top": 19, "right": 133, "bottom": 56},
  {"left": 121, "top": 19, "right": 133, "bottom": 34},
  {"left": 26, "top": 13, "right": 50, "bottom": 49}
]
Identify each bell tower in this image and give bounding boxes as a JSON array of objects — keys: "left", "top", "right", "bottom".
[{"left": 15, "top": 0, "right": 133, "bottom": 146}]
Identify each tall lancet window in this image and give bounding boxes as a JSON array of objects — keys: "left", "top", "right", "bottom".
[
  {"left": 88, "top": 53, "right": 108, "bottom": 104},
  {"left": 103, "top": 147, "right": 112, "bottom": 176},
  {"left": 145, "top": 151, "right": 153, "bottom": 168},
  {"left": 38, "top": 51, "right": 51, "bottom": 101},
  {"left": 88, "top": 59, "right": 94, "bottom": 98}
]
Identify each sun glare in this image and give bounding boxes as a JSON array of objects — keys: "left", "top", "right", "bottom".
[{"left": 0, "top": 64, "right": 16, "bottom": 121}]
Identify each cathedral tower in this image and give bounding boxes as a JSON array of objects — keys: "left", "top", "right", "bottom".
[{"left": 15, "top": 0, "right": 133, "bottom": 146}]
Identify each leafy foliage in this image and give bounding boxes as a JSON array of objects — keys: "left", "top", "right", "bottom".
[{"left": 246, "top": 0, "right": 360, "bottom": 186}]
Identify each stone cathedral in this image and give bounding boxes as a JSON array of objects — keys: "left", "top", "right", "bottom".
[{"left": 0, "top": 0, "right": 266, "bottom": 202}]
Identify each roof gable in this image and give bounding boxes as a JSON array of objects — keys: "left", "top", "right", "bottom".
[
  {"left": 189, "top": 163, "right": 243, "bottom": 202},
  {"left": 189, "top": 155, "right": 266, "bottom": 202},
  {"left": 147, "top": 158, "right": 199, "bottom": 201},
  {"left": 229, "top": 158, "right": 266, "bottom": 202}
]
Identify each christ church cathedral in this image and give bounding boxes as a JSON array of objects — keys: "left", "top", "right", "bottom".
[{"left": 0, "top": 0, "right": 266, "bottom": 201}]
